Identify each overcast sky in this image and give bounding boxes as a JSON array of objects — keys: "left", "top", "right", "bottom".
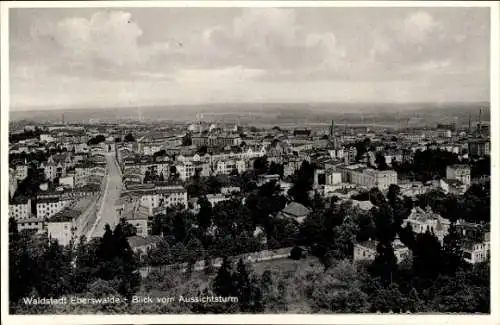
[{"left": 9, "top": 7, "right": 490, "bottom": 110}]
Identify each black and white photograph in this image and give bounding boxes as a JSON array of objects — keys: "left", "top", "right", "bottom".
[{"left": 1, "top": 1, "right": 498, "bottom": 323}]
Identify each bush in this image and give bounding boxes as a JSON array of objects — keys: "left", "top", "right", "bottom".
[{"left": 290, "top": 246, "right": 304, "bottom": 260}]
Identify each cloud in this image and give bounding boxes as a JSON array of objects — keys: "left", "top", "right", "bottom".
[
  {"left": 28, "top": 10, "right": 174, "bottom": 75},
  {"left": 202, "top": 8, "right": 345, "bottom": 71},
  {"left": 9, "top": 8, "right": 490, "bottom": 108},
  {"left": 38, "top": 11, "right": 143, "bottom": 66},
  {"left": 403, "top": 11, "right": 441, "bottom": 43}
]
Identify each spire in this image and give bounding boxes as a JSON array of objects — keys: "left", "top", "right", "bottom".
[{"left": 478, "top": 108, "right": 482, "bottom": 135}]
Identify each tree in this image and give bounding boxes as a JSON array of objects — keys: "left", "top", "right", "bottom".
[
  {"left": 36, "top": 239, "right": 74, "bottom": 297},
  {"left": 387, "top": 184, "right": 401, "bottom": 207},
  {"left": 375, "top": 152, "right": 389, "bottom": 170},
  {"left": 355, "top": 210, "right": 376, "bottom": 243},
  {"left": 124, "top": 133, "right": 136, "bottom": 142},
  {"left": 412, "top": 231, "right": 444, "bottom": 282},
  {"left": 289, "top": 160, "right": 314, "bottom": 207},
  {"left": 170, "top": 242, "right": 187, "bottom": 264},
  {"left": 146, "top": 238, "right": 171, "bottom": 266},
  {"left": 143, "top": 170, "right": 151, "bottom": 183},
  {"left": 9, "top": 218, "right": 18, "bottom": 239},
  {"left": 253, "top": 156, "right": 269, "bottom": 175},
  {"left": 368, "top": 187, "right": 387, "bottom": 207},
  {"left": 233, "top": 259, "right": 263, "bottom": 312},
  {"left": 182, "top": 133, "right": 192, "bottom": 146},
  {"left": 269, "top": 162, "right": 284, "bottom": 178},
  {"left": 398, "top": 223, "right": 416, "bottom": 250},
  {"left": 197, "top": 196, "right": 213, "bottom": 231},
  {"left": 405, "top": 287, "right": 424, "bottom": 312},
  {"left": 9, "top": 230, "right": 41, "bottom": 305},
  {"left": 310, "top": 260, "right": 370, "bottom": 312},
  {"left": 372, "top": 204, "right": 396, "bottom": 243},
  {"left": 169, "top": 166, "right": 178, "bottom": 180},
  {"left": 185, "top": 237, "right": 205, "bottom": 276},
  {"left": 205, "top": 176, "right": 223, "bottom": 194},
  {"left": 290, "top": 246, "right": 304, "bottom": 260},
  {"left": 429, "top": 270, "right": 489, "bottom": 313},
  {"left": 95, "top": 222, "right": 141, "bottom": 299},
  {"left": 371, "top": 241, "right": 398, "bottom": 286},
  {"left": 87, "top": 134, "right": 106, "bottom": 145},
  {"left": 355, "top": 138, "right": 371, "bottom": 162},
  {"left": 331, "top": 215, "right": 359, "bottom": 260},
  {"left": 234, "top": 259, "right": 252, "bottom": 310},
  {"left": 442, "top": 223, "right": 465, "bottom": 275},
  {"left": 204, "top": 255, "right": 215, "bottom": 275},
  {"left": 213, "top": 258, "right": 235, "bottom": 297},
  {"left": 370, "top": 282, "right": 405, "bottom": 313}
]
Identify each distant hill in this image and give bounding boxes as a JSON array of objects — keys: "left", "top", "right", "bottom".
[{"left": 9, "top": 102, "right": 490, "bottom": 128}]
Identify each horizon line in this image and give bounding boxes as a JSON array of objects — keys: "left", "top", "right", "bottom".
[{"left": 9, "top": 100, "right": 492, "bottom": 113}]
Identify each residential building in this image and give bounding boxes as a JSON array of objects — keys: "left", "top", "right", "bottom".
[
  {"left": 276, "top": 201, "right": 311, "bottom": 224},
  {"left": 446, "top": 165, "right": 471, "bottom": 186},
  {"left": 15, "top": 164, "right": 28, "bottom": 181},
  {"left": 40, "top": 134, "right": 56, "bottom": 143},
  {"left": 41, "top": 156, "right": 58, "bottom": 182},
  {"left": 468, "top": 139, "right": 490, "bottom": 157},
  {"left": 350, "top": 168, "right": 398, "bottom": 190},
  {"left": 75, "top": 164, "right": 106, "bottom": 187},
  {"left": 456, "top": 219, "right": 486, "bottom": 241},
  {"left": 353, "top": 238, "right": 410, "bottom": 263},
  {"left": 192, "top": 134, "right": 241, "bottom": 148},
  {"left": 283, "top": 158, "right": 303, "bottom": 177},
  {"left": 127, "top": 235, "right": 163, "bottom": 254},
  {"left": 36, "top": 197, "right": 72, "bottom": 219},
  {"left": 402, "top": 207, "right": 451, "bottom": 243},
  {"left": 215, "top": 159, "right": 246, "bottom": 175},
  {"left": 9, "top": 198, "right": 32, "bottom": 221},
  {"left": 122, "top": 184, "right": 188, "bottom": 209},
  {"left": 399, "top": 181, "right": 427, "bottom": 197},
  {"left": 47, "top": 220, "right": 75, "bottom": 247},
  {"left": 462, "top": 233, "right": 490, "bottom": 264},
  {"left": 176, "top": 161, "right": 196, "bottom": 181},
  {"left": 206, "top": 194, "right": 231, "bottom": 207},
  {"left": 325, "top": 169, "right": 342, "bottom": 185},
  {"left": 220, "top": 186, "right": 241, "bottom": 195},
  {"left": 48, "top": 196, "right": 98, "bottom": 245},
  {"left": 120, "top": 200, "right": 150, "bottom": 237},
  {"left": 59, "top": 174, "right": 75, "bottom": 189},
  {"left": 439, "top": 179, "right": 468, "bottom": 195},
  {"left": 257, "top": 174, "right": 281, "bottom": 186},
  {"left": 17, "top": 218, "right": 45, "bottom": 234}
]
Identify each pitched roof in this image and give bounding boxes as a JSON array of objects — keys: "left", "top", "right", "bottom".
[
  {"left": 280, "top": 201, "right": 311, "bottom": 218},
  {"left": 127, "top": 235, "right": 162, "bottom": 248}
]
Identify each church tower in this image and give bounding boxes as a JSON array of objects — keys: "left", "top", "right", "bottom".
[{"left": 329, "top": 120, "right": 338, "bottom": 149}]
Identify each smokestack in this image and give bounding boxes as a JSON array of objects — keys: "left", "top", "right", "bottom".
[
  {"left": 468, "top": 113, "right": 472, "bottom": 133},
  {"left": 478, "top": 108, "right": 482, "bottom": 134}
]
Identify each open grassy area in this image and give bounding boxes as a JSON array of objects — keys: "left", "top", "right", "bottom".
[{"left": 250, "top": 256, "right": 322, "bottom": 275}]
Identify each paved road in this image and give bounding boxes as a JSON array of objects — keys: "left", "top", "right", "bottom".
[{"left": 87, "top": 151, "right": 123, "bottom": 238}]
